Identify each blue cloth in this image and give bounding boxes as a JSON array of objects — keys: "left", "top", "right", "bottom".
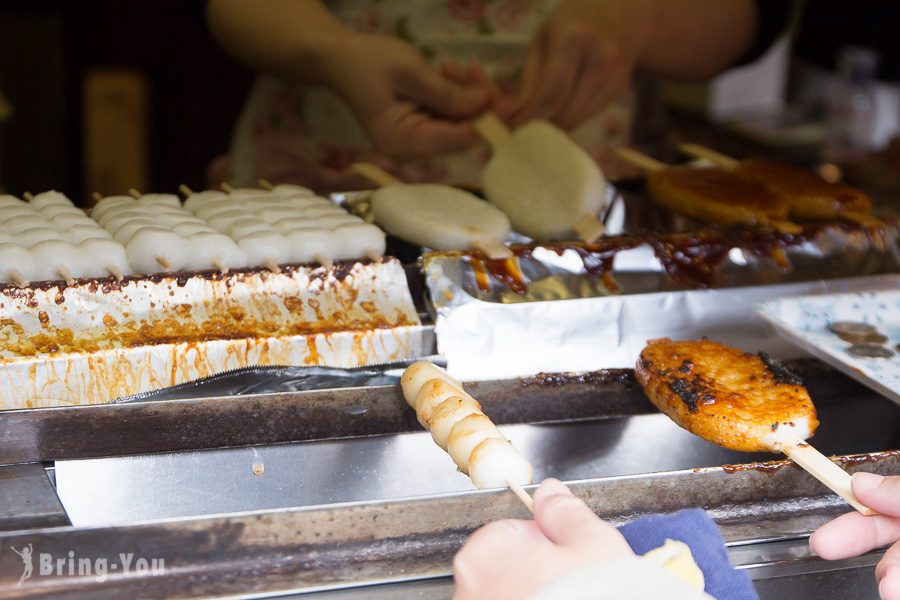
[{"left": 618, "top": 509, "right": 759, "bottom": 600}]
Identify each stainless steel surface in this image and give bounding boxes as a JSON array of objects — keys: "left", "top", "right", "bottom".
[
  {"left": 1, "top": 360, "right": 896, "bottom": 598},
  {"left": 5, "top": 452, "right": 900, "bottom": 599},
  {"left": 55, "top": 400, "right": 900, "bottom": 527},
  {"left": 0, "top": 366, "right": 643, "bottom": 465},
  {"left": 0, "top": 464, "right": 68, "bottom": 531},
  {"left": 0, "top": 358, "right": 874, "bottom": 466}
]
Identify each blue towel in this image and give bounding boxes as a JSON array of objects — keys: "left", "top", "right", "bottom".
[{"left": 618, "top": 509, "right": 758, "bottom": 600}]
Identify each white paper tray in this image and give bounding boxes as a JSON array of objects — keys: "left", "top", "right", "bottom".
[
  {"left": 759, "top": 289, "right": 900, "bottom": 405},
  {"left": 0, "top": 259, "right": 428, "bottom": 409}
]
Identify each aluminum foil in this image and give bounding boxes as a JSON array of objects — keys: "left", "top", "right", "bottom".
[
  {"left": 423, "top": 218, "right": 900, "bottom": 379},
  {"left": 0, "top": 259, "right": 430, "bottom": 409},
  {"left": 116, "top": 356, "right": 443, "bottom": 402}
]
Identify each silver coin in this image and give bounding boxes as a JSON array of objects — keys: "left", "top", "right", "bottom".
[
  {"left": 829, "top": 321, "right": 877, "bottom": 336},
  {"left": 837, "top": 331, "right": 889, "bottom": 344},
  {"left": 847, "top": 343, "right": 895, "bottom": 359}
]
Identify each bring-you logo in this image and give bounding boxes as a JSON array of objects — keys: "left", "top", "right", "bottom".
[{"left": 6, "top": 543, "right": 165, "bottom": 585}]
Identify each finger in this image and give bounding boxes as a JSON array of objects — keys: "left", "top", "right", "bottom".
[
  {"left": 394, "top": 64, "right": 491, "bottom": 119},
  {"left": 513, "top": 25, "right": 584, "bottom": 124},
  {"left": 878, "top": 542, "right": 900, "bottom": 599},
  {"left": 465, "top": 59, "right": 499, "bottom": 103},
  {"left": 533, "top": 478, "right": 631, "bottom": 557},
  {"left": 369, "top": 104, "right": 480, "bottom": 157},
  {"left": 465, "top": 58, "right": 491, "bottom": 87},
  {"left": 557, "top": 41, "right": 622, "bottom": 130},
  {"left": 853, "top": 473, "right": 900, "bottom": 517},
  {"left": 810, "top": 512, "right": 900, "bottom": 560},
  {"left": 441, "top": 59, "right": 469, "bottom": 84},
  {"left": 511, "top": 31, "right": 546, "bottom": 119},
  {"left": 452, "top": 519, "right": 545, "bottom": 599}
]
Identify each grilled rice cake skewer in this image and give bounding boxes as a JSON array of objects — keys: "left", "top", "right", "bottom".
[
  {"left": 678, "top": 144, "right": 875, "bottom": 223},
  {"left": 635, "top": 337, "right": 817, "bottom": 453},
  {"left": 646, "top": 167, "right": 798, "bottom": 231},
  {"left": 636, "top": 337, "right": 875, "bottom": 515},
  {"left": 734, "top": 159, "right": 874, "bottom": 221}
]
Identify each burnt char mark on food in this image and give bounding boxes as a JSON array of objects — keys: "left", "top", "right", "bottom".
[
  {"left": 0, "top": 259, "right": 373, "bottom": 296},
  {"left": 678, "top": 359, "right": 694, "bottom": 374},
  {"left": 637, "top": 355, "right": 651, "bottom": 372},
  {"left": 667, "top": 377, "right": 701, "bottom": 413},
  {"left": 757, "top": 352, "right": 803, "bottom": 386},
  {"left": 520, "top": 369, "right": 636, "bottom": 387}
]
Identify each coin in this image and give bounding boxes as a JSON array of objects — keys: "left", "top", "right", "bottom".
[
  {"left": 847, "top": 343, "right": 895, "bottom": 359},
  {"left": 836, "top": 331, "right": 889, "bottom": 344},
  {"left": 829, "top": 321, "right": 877, "bottom": 336}
]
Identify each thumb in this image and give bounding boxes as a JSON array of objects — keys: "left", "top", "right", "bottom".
[
  {"left": 853, "top": 473, "right": 900, "bottom": 517},
  {"left": 396, "top": 64, "right": 491, "bottom": 119},
  {"left": 533, "top": 479, "right": 632, "bottom": 557}
]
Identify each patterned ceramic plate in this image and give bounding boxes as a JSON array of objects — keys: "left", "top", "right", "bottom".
[{"left": 759, "top": 290, "right": 900, "bottom": 405}]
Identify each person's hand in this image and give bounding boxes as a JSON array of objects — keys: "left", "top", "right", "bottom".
[
  {"left": 510, "top": 0, "right": 655, "bottom": 130},
  {"left": 810, "top": 472, "right": 900, "bottom": 599},
  {"left": 452, "top": 478, "right": 632, "bottom": 599},
  {"left": 320, "top": 33, "right": 493, "bottom": 159}
]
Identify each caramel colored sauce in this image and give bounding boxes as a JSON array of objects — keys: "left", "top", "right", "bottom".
[
  {"left": 722, "top": 449, "right": 900, "bottom": 477},
  {"left": 464, "top": 222, "right": 893, "bottom": 293},
  {"left": 483, "top": 257, "right": 528, "bottom": 294}
]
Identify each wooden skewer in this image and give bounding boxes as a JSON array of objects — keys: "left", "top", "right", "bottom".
[
  {"left": 614, "top": 147, "right": 666, "bottom": 172},
  {"left": 264, "top": 259, "right": 281, "bottom": 274},
  {"left": 573, "top": 213, "right": 606, "bottom": 244},
  {"left": 10, "top": 270, "right": 29, "bottom": 288},
  {"left": 838, "top": 211, "right": 884, "bottom": 228},
  {"left": 313, "top": 254, "right": 334, "bottom": 270},
  {"left": 23, "top": 191, "right": 34, "bottom": 201},
  {"left": 57, "top": 267, "right": 76, "bottom": 286},
  {"left": 220, "top": 182, "right": 235, "bottom": 193},
  {"left": 472, "top": 239, "right": 513, "bottom": 260},
  {"left": 128, "top": 188, "right": 142, "bottom": 199},
  {"left": 156, "top": 256, "right": 172, "bottom": 271},
  {"left": 677, "top": 143, "right": 739, "bottom": 170},
  {"left": 507, "top": 479, "right": 534, "bottom": 514},
  {"left": 772, "top": 437, "right": 876, "bottom": 516},
  {"left": 105, "top": 264, "right": 124, "bottom": 281},
  {"left": 770, "top": 221, "right": 804, "bottom": 235},
  {"left": 257, "top": 179, "right": 274, "bottom": 191},
  {"left": 473, "top": 112, "right": 512, "bottom": 150},
  {"left": 92, "top": 192, "right": 104, "bottom": 203},
  {"left": 350, "top": 163, "right": 400, "bottom": 187}
]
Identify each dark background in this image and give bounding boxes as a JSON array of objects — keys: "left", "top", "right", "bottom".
[{"left": 0, "top": 0, "right": 253, "bottom": 205}]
